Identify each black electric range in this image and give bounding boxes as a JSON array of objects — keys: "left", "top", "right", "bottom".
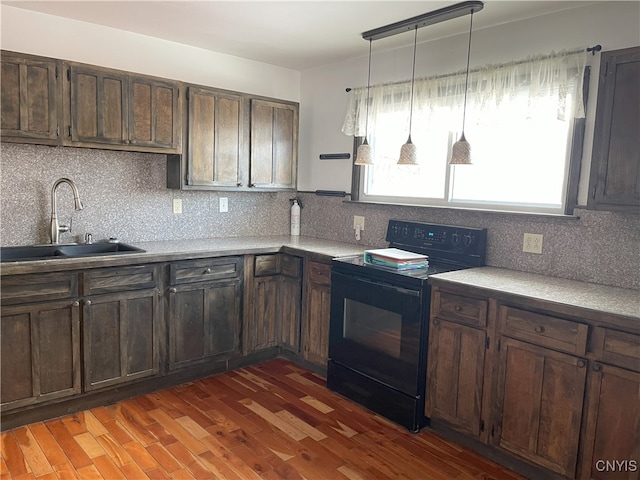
[{"left": 328, "top": 220, "right": 487, "bottom": 431}]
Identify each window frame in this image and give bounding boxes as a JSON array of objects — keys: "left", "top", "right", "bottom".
[{"left": 350, "top": 68, "right": 590, "bottom": 217}]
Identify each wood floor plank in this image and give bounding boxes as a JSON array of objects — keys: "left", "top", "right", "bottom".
[
  {"left": 26, "top": 423, "right": 68, "bottom": 468},
  {"left": 1, "top": 432, "right": 30, "bottom": 478},
  {"left": 2, "top": 359, "right": 525, "bottom": 480},
  {"left": 11, "top": 427, "right": 53, "bottom": 478}
]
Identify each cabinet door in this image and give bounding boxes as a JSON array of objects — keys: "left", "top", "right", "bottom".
[
  {"left": 129, "top": 76, "right": 181, "bottom": 151},
  {"left": 83, "top": 289, "right": 159, "bottom": 391},
  {"left": 495, "top": 337, "right": 587, "bottom": 478},
  {"left": 589, "top": 47, "right": 640, "bottom": 210},
  {"left": 426, "top": 317, "right": 486, "bottom": 438},
  {"left": 278, "top": 274, "right": 302, "bottom": 353},
  {"left": 1, "top": 52, "right": 60, "bottom": 144},
  {"left": 302, "top": 261, "right": 331, "bottom": 366},
  {"left": 249, "top": 98, "right": 298, "bottom": 190},
  {"left": 1, "top": 300, "right": 80, "bottom": 410},
  {"left": 580, "top": 363, "right": 640, "bottom": 480},
  {"left": 187, "top": 87, "right": 245, "bottom": 187},
  {"left": 248, "top": 275, "right": 278, "bottom": 351},
  {"left": 67, "top": 64, "right": 128, "bottom": 146},
  {"left": 169, "top": 280, "right": 241, "bottom": 369}
]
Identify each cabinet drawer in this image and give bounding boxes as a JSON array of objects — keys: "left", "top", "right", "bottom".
[
  {"left": 308, "top": 261, "right": 331, "bottom": 286},
  {"left": 433, "top": 290, "right": 487, "bottom": 327},
  {"left": 254, "top": 255, "right": 278, "bottom": 276},
  {"left": 83, "top": 265, "right": 157, "bottom": 295},
  {"left": 170, "top": 257, "right": 242, "bottom": 285},
  {"left": 1, "top": 272, "right": 78, "bottom": 305},
  {"left": 279, "top": 254, "right": 301, "bottom": 279},
  {"left": 499, "top": 306, "right": 588, "bottom": 356},
  {"left": 593, "top": 327, "right": 640, "bottom": 372}
]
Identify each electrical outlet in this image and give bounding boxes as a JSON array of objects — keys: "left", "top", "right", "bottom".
[
  {"left": 219, "top": 197, "right": 229, "bottom": 213},
  {"left": 173, "top": 199, "right": 182, "bottom": 214},
  {"left": 353, "top": 215, "right": 365, "bottom": 231},
  {"left": 523, "top": 233, "right": 543, "bottom": 254}
]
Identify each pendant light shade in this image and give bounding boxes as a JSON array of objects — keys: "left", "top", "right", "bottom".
[
  {"left": 449, "top": 10, "right": 475, "bottom": 165},
  {"left": 355, "top": 40, "right": 375, "bottom": 166},
  {"left": 398, "top": 27, "right": 419, "bottom": 166}
]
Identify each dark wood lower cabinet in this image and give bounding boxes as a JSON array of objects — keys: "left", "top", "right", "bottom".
[
  {"left": 426, "top": 317, "right": 486, "bottom": 438},
  {"left": 83, "top": 288, "right": 160, "bottom": 390},
  {"left": 580, "top": 363, "right": 640, "bottom": 480},
  {"left": 495, "top": 337, "right": 587, "bottom": 478},
  {"left": 301, "top": 260, "right": 331, "bottom": 367},
  {"left": 1, "top": 300, "right": 81, "bottom": 409},
  {"left": 168, "top": 280, "right": 241, "bottom": 369},
  {"left": 278, "top": 273, "right": 302, "bottom": 353},
  {"left": 247, "top": 275, "right": 278, "bottom": 352}
]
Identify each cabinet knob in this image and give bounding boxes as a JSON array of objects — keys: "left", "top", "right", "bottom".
[
  {"left": 204, "top": 268, "right": 212, "bottom": 274},
  {"left": 168, "top": 287, "right": 177, "bottom": 294},
  {"left": 84, "top": 300, "right": 92, "bottom": 306},
  {"left": 72, "top": 301, "right": 80, "bottom": 307},
  {"left": 249, "top": 183, "right": 256, "bottom": 188},
  {"left": 592, "top": 363, "right": 602, "bottom": 372},
  {"left": 433, "top": 318, "right": 440, "bottom": 326},
  {"left": 454, "top": 305, "right": 462, "bottom": 312},
  {"left": 534, "top": 325, "right": 544, "bottom": 334},
  {"left": 236, "top": 182, "right": 243, "bottom": 187},
  {"left": 577, "top": 360, "right": 586, "bottom": 368}
]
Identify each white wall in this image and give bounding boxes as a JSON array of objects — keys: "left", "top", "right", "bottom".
[
  {"left": 298, "top": 1, "right": 640, "bottom": 195},
  {"left": 0, "top": 5, "right": 300, "bottom": 101}
]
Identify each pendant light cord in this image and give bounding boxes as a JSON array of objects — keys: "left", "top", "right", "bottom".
[
  {"left": 461, "top": 11, "right": 474, "bottom": 132},
  {"left": 364, "top": 39, "right": 372, "bottom": 138},
  {"left": 408, "top": 26, "right": 418, "bottom": 135}
]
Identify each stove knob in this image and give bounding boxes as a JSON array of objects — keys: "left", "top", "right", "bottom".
[
  {"left": 402, "top": 226, "right": 410, "bottom": 237},
  {"left": 463, "top": 234, "right": 474, "bottom": 247},
  {"left": 451, "top": 232, "right": 461, "bottom": 245}
]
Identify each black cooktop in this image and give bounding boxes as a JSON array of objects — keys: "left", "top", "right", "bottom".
[{"left": 332, "top": 220, "right": 487, "bottom": 288}]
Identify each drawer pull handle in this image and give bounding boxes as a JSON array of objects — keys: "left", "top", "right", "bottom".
[
  {"left": 72, "top": 301, "right": 80, "bottom": 307},
  {"left": 169, "top": 287, "right": 177, "bottom": 294},
  {"left": 204, "top": 268, "right": 212, "bottom": 274},
  {"left": 577, "top": 360, "right": 586, "bottom": 368},
  {"left": 593, "top": 363, "right": 602, "bottom": 372},
  {"left": 454, "top": 305, "right": 463, "bottom": 312},
  {"left": 534, "top": 325, "right": 544, "bottom": 333},
  {"left": 84, "top": 300, "right": 92, "bottom": 306},
  {"left": 433, "top": 318, "right": 440, "bottom": 326}
]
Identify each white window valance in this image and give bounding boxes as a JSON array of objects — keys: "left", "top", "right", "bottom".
[{"left": 342, "top": 48, "right": 589, "bottom": 137}]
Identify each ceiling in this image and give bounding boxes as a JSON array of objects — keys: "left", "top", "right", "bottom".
[{"left": 2, "top": 1, "right": 596, "bottom": 70}]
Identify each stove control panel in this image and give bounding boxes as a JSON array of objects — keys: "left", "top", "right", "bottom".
[{"left": 386, "top": 220, "right": 487, "bottom": 266}]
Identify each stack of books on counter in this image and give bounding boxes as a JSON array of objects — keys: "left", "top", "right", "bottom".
[{"left": 364, "top": 248, "right": 429, "bottom": 270}]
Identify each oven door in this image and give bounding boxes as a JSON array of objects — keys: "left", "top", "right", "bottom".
[{"left": 329, "top": 270, "right": 426, "bottom": 396}]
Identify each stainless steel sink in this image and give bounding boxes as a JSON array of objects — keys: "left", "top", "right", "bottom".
[{"left": 0, "top": 243, "right": 145, "bottom": 262}]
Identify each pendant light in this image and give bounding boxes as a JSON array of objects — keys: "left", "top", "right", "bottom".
[
  {"left": 449, "top": 9, "right": 475, "bottom": 165},
  {"left": 398, "top": 26, "right": 419, "bottom": 165},
  {"left": 354, "top": 39, "right": 374, "bottom": 165}
]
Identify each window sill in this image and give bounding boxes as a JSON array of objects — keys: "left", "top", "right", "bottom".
[{"left": 343, "top": 199, "right": 582, "bottom": 221}]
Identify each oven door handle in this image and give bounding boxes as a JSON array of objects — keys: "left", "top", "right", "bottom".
[{"left": 351, "top": 276, "right": 421, "bottom": 297}]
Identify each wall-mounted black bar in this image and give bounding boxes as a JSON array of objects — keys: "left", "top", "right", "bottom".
[
  {"left": 362, "top": 1, "right": 484, "bottom": 41},
  {"left": 315, "top": 190, "right": 349, "bottom": 197},
  {"left": 319, "top": 153, "right": 351, "bottom": 160}
]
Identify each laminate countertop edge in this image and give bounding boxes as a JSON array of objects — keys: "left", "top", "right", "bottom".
[
  {"left": 0, "top": 236, "right": 369, "bottom": 276},
  {"left": 429, "top": 266, "right": 640, "bottom": 324}
]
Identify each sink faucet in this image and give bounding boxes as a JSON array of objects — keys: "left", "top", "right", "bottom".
[{"left": 50, "top": 178, "right": 83, "bottom": 244}]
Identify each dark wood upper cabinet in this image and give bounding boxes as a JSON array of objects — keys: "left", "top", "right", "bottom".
[
  {"left": 0, "top": 51, "right": 61, "bottom": 145},
  {"left": 250, "top": 98, "right": 298, "bottom": 190},
  {"left": 64, "top": 62, "right": 182, "bottom": 153},
  {"left": 185, "top": 86, "right": 246, "bottom": 188},
  {"left": 588, "top": 46, "right": 640, "bottom": 211}
]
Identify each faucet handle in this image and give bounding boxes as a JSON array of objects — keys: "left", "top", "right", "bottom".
[
  {"left": 85, "top": 233, "right": 93, "bottom": 244},
  {"left": 58, "top": 216, "right": 73, "bottom": 235}
]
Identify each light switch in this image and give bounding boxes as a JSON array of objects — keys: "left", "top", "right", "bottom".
[
  {"left": 173, "top": 199, "right": 183, "bottom": 214},
  {"left": 219, "top": 197, "right": 229, "bottom": 213}
]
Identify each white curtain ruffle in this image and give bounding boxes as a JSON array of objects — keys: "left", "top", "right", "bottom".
[{"left": 342, "top": 48, "right": 589, "bottom": 138}]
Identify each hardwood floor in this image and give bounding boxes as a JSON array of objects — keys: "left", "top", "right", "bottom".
[{"left": 1, "top": 359, "right": 524, "bottom": 479}]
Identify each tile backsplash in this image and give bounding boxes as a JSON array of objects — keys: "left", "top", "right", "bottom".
[
  {"left": 0, "top": 143, "right": 291, "bottom": 245},
  {"left": 297, "top": 193, "right": 640, "bottom": 290},
  {"left": 1, "top": 143, "right": 638, "bottom": 290}
]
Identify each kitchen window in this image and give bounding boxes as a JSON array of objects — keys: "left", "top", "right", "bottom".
[{"left": 343, "top": 49, "right": 589, "bottom": 215}]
